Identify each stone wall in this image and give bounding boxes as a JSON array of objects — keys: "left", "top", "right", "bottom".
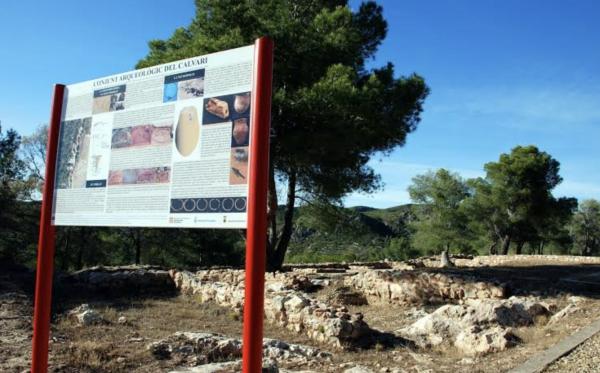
[
  {"left": 453, "top": 255, "right": 600, "bottom": 267},
  {"left": 62, "top": 265, "right": 175, "bottom": 294},
  {"left": 344, "top": 269, "right": 506, "bottom": 305},
  {"left": 169, "top": 269, "right": 371, "bottom": 349}
]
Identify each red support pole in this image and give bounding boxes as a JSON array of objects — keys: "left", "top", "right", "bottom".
[
  {"left": 31, "top": 84, "right": 65, "bottom": 373},
  {"left": 242, "top": 37, "right": 274, "bottom": 373}
]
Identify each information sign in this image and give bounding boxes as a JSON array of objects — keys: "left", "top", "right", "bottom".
[{"left": 53, "top": 46, "right": 255, "bottom": 228}]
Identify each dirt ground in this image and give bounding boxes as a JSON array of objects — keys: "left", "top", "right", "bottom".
[{"left": 2, "top": 261, "right": 600, "bottom": 373}]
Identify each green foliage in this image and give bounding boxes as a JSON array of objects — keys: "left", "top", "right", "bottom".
[
  {"left": 0, "top": 124, "right": 244, "bottom": 271},
  {"left": 570, "top": 199, "right": 600, "bottom": 256},
  {"left": 380, "top": 237, "right": 419, "bottom": 261},
  {"left": 285, "top": 202, "right": 419, "bottom": 263},
  {"left": 408, "top": 169, "right": 473, "bottom": 254},
  {"left": 19, "top": 124, "right": 48, "bottom": 199},
  {"left": 0, "top": 125, "right": 24, "bottom": 205},
  {"left": 4, "top": 117, "right": 593, "bottom": 268},
  {"left": 0, "top": 125, "right": 28, "bottom": 263},
  {"left": 362, "top": 204, "right": 417, "bottom": 236},
  {"left": 466, "top": 145, "right": 572, "bottom": 254},
  {"left": 137, "top": 0, "right": 429, "bottom": 270}
]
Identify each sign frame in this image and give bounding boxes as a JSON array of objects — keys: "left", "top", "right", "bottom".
[{"left": 30, "top": 37, "right": 274, "bottom": 373}]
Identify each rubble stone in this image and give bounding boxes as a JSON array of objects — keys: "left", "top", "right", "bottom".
[
  {"left": 398, "top": 297, "right": 551, "bottom": 355},
  {"left": 169, "top": 270, "right": 372, "bottom": 349},
  {"left": 345, "top": 269, "right": 506, "bottom": 305},
  {"left": 548, "top": 304, "right": 581, "bottom": 325},
  {"left": 64, "top": 266, "right": 175, "bottom": 294},
  {"left": 149, "top": 332, "right": 330, "bottom": 367},
  {"left": 344, "top": 366, "right": 375, "bottom": 373},
  {"left": 68, "top": 304, "right": 104, "bottom": 326},
  {"left": 328, "top": 286, "right": 369, "bottom": 306}
]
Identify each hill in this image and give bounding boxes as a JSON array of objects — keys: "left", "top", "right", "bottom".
[{"left": 284, "top": 203, "right": 420, "bottom": 263}]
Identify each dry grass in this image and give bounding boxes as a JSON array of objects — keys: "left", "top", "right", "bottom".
[
  {"left": 11, "top": 267, "right": 600, "bottom": 373},
  {"left": 49, "top": 296, "right": 245, "bottom": 372}
]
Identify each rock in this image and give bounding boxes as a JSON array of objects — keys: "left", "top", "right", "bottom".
[
  {"left": 267, "top": 282, "right": 287, "bottom": 293},
  {"left": 284, "top": 294, "right": 310, "bottom": 312},
  {"left": 149, "top": 332, "right": 331, "bottom": 366},
  {"left": 170, "top": 269, "right": 373, "bottom": 349},
  {"left": 311, "top": 279, "right": 330, "bottom": 287},
  {"left": 149, "top": 340, "right": 172, "bottom": 359},
  {"left": 398, "top": 297, "right": 550, "bottom": 355},
  {"left": 65, "top": 266, "right": 175, "bottom": 295},
  {"left": 328, "top": 286, "right": 369, "bottom": 306},
  {"left": 454, "top": 326, "right": 518, "bottom": 355},
  {"left": 284, "top": 275, "right": 318, "bottom": 292},
  {"left": 68, "top": 304, "right": 104, "bottom": 326},
  {"left": 344, "top": 269, "right": 506, "bottom": 306},
  {"left": 440, "top": 251, "right": 454, "bottom": 268},
  {"left": 548, "top": 304, "right": 581, "bottom": 325},
  {"left": 405, "top": 307, "right": 428, "bottom": 320},
  {"left": 168, "top": 360, "right": 241, "bottom": 373},
  {"left": 568, "top": 295, "right": 586, "bottom": 304},
  {"left": 462, "top": 297, "right": 551, "bottom": 326},
  {"left": 117, "top": 316, "right": 127, "bottom": 324},
  {"left": 344, "top": 366, "right": 375, "bottom": 373}
]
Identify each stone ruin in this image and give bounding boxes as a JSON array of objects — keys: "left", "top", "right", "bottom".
[
  {"left": 170, "top": 269, "right": 371, "bottom": 349},
  {"left": 62, "top": 265, "right": 174, "bottom": 295},
  {"left": 344, "top": 268, "right": 506, "bottom": 305},
  {"left": 59, "top": 255, "right": 593, "bottom": 360},
  {"left": 148, "top": 332, "right": 331, "bottom": 367}
]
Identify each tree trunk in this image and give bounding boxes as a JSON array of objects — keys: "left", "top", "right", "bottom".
[
  {"left": 60, "top": 228, "right": 72, "bottom": 271},
  {"left": 266, "top": 164, "right": 278, "bottom": 258},
  {"left": 76, "top": 227, "right": 85, "bottom": 269},
  {"left": 134, "top": 228, "right": 142, "bottom": 265},
  {"left": 488, "top": 241, "right": 498, "bottom": 255},
  {"left": 515, "top": 241, "right": 525, "bottom": 255},
  {"left": 266, "top": 169, "right": 296, "bottom": 271},
  {"left": 500, "top": 234, "right": 511, "bottom": 255},
  {"left": 584, "top": 231, "right": 592, "bottom": 256}
]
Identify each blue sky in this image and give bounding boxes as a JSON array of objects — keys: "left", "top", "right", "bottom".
[{"left": 1, "top": 1, "right": 599, "bottom": 208}]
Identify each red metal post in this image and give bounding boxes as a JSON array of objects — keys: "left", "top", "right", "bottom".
[
  {"left": 31, "top": 84, "right": 65, "bottom": 373},
  {"left": 242, "top": 37, "right": 274, "bottom": 373}
]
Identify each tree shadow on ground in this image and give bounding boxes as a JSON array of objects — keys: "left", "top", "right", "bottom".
[{"left": 345, "top": 329, "right": 418, "bottom": 351}]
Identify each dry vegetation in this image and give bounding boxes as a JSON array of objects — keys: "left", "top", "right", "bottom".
[{"left": 2, "top": 259, "right": 600, "bottom": 373}]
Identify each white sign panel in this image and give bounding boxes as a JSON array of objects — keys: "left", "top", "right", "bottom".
[{"left": 52, "top": 45, "right": 255, "bottom": 228}]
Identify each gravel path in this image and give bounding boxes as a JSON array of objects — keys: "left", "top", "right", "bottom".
[{"left": 544, "top": 331, "right": 600, "bottom": 373}]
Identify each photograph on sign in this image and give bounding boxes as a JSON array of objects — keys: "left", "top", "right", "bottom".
[{"left": 51, "top": 45, "right": 255, "bottom": 228}]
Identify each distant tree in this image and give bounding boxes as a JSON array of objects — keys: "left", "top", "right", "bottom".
[
  {"left": 137, "top": 0, "right": 429, "bottom": 270},
  {"left": 408, "top": 169, "right": 472, "bottom": 254},
  {"left": 19, "top": 124, "right": 48, "bottom": 200},
  {"left": 570, "top": 199, "right": 600, "bottom": 256},
  {"left": 528, "top": 197, "right": 577, "bottom": 254},
  {"left": 0, "top": 125, "right": 26, "bottom": 261},
  {"left": 0, "top": 125, "right": 23, "bottom": 203},
  {"left": 467, "top": 146, "right": 571, "bottom": 255}
]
